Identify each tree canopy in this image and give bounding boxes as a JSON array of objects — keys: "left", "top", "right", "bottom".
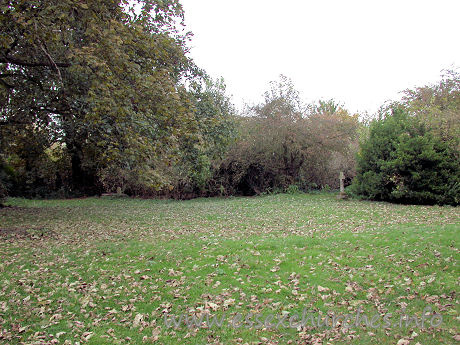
[{"left": 0, "top": 0, "right": 235, "bottom": 197}]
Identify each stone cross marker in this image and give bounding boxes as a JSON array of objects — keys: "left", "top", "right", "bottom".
[
  {"left": 339, "top": 171, "right": 345, "bottom": 193},
  {"left": 337, "top": 171, "right": 347, "bottom": 199}
]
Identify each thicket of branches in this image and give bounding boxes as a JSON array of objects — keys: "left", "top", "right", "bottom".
[{"left": 210, "top": 77, "right": 360, "bottom": 196}]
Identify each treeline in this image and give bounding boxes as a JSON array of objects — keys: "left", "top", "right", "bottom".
[
  {"left": 1, "top": 1, "right": 459, "bottom": 205},
  {"left": 0, "top": 0, "right": 359, "bottom": 201}
]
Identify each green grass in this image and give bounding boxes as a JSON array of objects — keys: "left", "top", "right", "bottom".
[{"left": 0, "top": 193, "right": 459, "bottom": 344}]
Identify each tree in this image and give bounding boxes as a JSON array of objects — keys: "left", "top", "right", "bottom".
[
  {"left": 1, "top": 0, "right": 202, "bottom": 195},
  {"left": 149, "top": 76, "right": 237, "bottom": 198},
  {"left": 351, "top": 108, "right": 460, "bottom": 205},
  {"left": 214, "top": 76, "right": 360, "bottom": 195},
  {"left": 400, "top": 68, "right": 460, "bottom": 149},
  {"left": 252, "top": 74, "right": 306, "bottom": 121}
]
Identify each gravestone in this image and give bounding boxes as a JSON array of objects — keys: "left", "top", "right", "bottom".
[
  {"left": 337, "top": 171, "right": 348, "bottom": 199},
  {"left": 339, "top": 171, "right": 345, "bottom": 193}
]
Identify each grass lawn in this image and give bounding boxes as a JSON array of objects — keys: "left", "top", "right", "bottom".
[{"left": 0, "top": 193, "right": 459, "bottom": 344}]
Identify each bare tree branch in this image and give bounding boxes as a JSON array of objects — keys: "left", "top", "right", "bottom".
[{"left": 38, "top": 41, "right": 63, "bottom": 83}]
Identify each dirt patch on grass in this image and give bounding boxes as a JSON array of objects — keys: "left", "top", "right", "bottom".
[{"left": 0, "top": 226, "right": 56, "bottom": 239}]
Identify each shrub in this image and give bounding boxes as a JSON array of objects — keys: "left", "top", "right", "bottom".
[
  {"left": 285, "top": 184, "right": 301, "bottom": 194},
  {"left": 351, "top": 109, "right": 460, "bottom": 205}
]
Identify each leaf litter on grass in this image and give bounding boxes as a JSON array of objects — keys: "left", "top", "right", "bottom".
[{"left": 0, "top": 194, "right": 459, "bottom": 344}]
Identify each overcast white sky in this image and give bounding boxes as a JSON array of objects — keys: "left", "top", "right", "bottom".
[{"left": 180, "top": 0, "right": 459, "bottom": 115}]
